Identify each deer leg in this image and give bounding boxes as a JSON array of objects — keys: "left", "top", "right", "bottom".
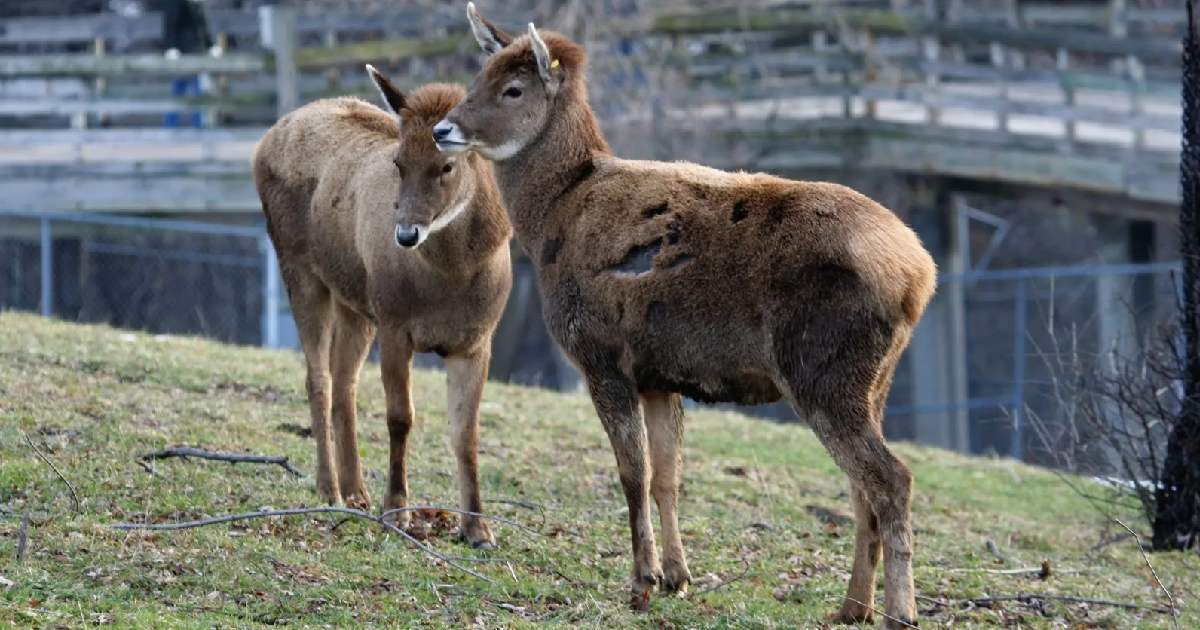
[
  {"left": 379, "top": 327, "right": 414, "bottom": 528},
  {"left": 445, "top": 348, "right": 495, "bottom": 549},
  {"left": 808, "top": 405, "right": 916, "bottom": 629},
  {"left": 587, "top": 372, "right": 660, "bottom": 609},
  {"left": 284, "top": 266, "right": 338, "bottom": 504},
  {"left": 330, "top": 302, "right": 376, "bottom": 509},
  {"left": 832, "top": 483, "right": 882, "bottom": 624},
  {"left": 642, "top": 390, "right": 690, "bottom": 593}
]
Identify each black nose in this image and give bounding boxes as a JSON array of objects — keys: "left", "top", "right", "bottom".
[
  {"left": 394, "top": 224, "right": 420, "bottom": 248},
  {"left": 432, "top": 123, "right": 452, "bottom": 141}
]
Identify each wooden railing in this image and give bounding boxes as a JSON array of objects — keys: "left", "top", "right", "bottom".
[{"left": 0, "top": 2, "right": 1186, "bottom": 211}]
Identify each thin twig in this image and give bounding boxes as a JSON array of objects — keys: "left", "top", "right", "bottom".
[
  {"left": 837, "top": 596, "right": 918, "bottom": 629},
  {"left": 15, "top": 513, "right": 29, "bottom": 561},
  {"left": 111, "top": 507, "right": 492, "bottom": 583},
  {"left": 140, "top": 447, "right": 302, "bottom": 477},
  {"left": 23, "top": 432, "right": 80, "bottom": 511},
  {"left": 135, "top": 460, "right": 163, "bottom": 478},
  {"left": 486, "top": 498, "right": 550, "bottom": 529},
  {"left": 1115, "top": 519, "right": 1180, "bottom": 629},
  {"left": 689, "top": 560, "right": 754, "bottom": 597}
]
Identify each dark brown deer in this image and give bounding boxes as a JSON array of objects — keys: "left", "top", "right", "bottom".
[
  {"left": 434, "top": 4, "right": 936, "bottom": 625},
  {"left": 252, "top": 68, "right": 512, "bottom": 548}
]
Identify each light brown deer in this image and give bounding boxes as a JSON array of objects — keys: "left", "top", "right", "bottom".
[
  {"left": 433, "top": 4, "right": 936, "bottom": 625},
  {"left": 252, "top": 68, "right": 512, "bottom": 548}
]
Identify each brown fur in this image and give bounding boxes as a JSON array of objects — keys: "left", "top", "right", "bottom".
[
  {"left": 253, "top": 83, "right": 512, "bottom": 547},
  {"left": 444, "top": 14, "right": 936, "bottom": 625}
]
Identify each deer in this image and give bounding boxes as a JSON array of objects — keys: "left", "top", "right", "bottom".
[
  {"left": 252, "top": 67, "right": 513, "bottom": 548},
  {"left": 432, "top": 4, "right": 937, "bottom": 626}
]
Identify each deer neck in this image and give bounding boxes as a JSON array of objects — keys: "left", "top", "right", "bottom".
[
  {"left": 494, "top": 85, "right": 610, "bottom": 251},
  {"left": 417, "top": 172, "right": 509, "bottom": 274}
]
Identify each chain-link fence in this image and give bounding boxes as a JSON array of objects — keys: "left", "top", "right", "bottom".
[{"left": 0, "top": 210, "right": 282, "bottom": 346}]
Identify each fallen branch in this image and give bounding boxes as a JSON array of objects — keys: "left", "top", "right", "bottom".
[
  {"left": 944, "top": 593, "right": 1172, "bottom": 614},
  {"left": 947, "top": 560, "right": 1062, "bottom": 578},
  {"left": 112, "top": 506, "right": 491, "bottom": 583},
  {"left": 1115, "top": 519, "right": 1179, "bottom": 630},
  {"left": 140, "top": 447, "right": 302, "bottom": 477},
  {"left": 23, "top": 431, "right": 80, "bottom": 511}
]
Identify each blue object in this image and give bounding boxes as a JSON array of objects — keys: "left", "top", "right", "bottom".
[{"left": 165, "top": 75, "right": 203, "bottom": 129}]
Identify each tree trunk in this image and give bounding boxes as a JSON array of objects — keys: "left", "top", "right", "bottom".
[{"left": 1152, "top": 0, "right": 1200, "bottom": 551}]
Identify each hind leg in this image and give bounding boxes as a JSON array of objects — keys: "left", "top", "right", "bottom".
[
  {"left": 832, "top": 483, "right": 882, "bottom": 624},
  {"left": 642, "top": 391, "right": 690, "bottom": 593},
  {"left": 281, "top": 264, "right": 339, "bottom": 504},
  {"left": 806, "top": 401, "right": 916, "bottom": 629},
  {"left": 330, "top": 302, "right": 375, "bottom": 508}
]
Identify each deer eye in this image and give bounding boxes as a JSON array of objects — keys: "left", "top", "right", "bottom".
[
  {"left": 441, "top": 162, "right": 453, "bottom": 174},
  {"left": 503, "top": 86, "right": 523, "bottom": 99}
]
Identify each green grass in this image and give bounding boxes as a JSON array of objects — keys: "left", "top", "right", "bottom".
[{"left": 0, "top": 311, "right": 1195, "bottom": 628}]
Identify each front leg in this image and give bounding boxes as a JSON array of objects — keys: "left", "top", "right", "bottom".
[
  {"left": 587, "top": 370, "right": 661, "bottom": 610},
  {"left": 445, "top": 348, "right": 495, "bottom": 549},
  {"left": 379, "top": 328, "right": 415, "bottom": 529}
]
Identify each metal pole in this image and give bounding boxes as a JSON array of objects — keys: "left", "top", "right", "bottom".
[
  {"left": 1010, "top": 278, "right": 1028, "bottom": 460},
  {"left": 260, "top": 235, "right": 280, "bottom": 348},
  {"left": 39, "top": 218, "right": 52, "bottom": 317}
]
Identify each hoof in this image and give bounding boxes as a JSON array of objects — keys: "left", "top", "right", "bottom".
[
  {"left": 316, "top": 482, "right": 342, "bottom": 506},
  {"left": 881, "top": 617, "right": 917, "bottom": 629},
  {"left": 829, "top": 610, "right": 873, "bottom": 625},
  {"left": 342, "top": 490, "right": 371, "bottom": 510},
  {"left": 661, "top": 560, "right": 691, "bottom": 594},
  {"left": 460, "top": 519, "right": 495, "bottom": 550}
]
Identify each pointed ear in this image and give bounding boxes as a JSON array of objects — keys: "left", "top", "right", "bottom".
[
  {"left": 527, "top": 23, "right": 557, "bottom": 87},
  {"left": 365, "top": 64, "right": 405, "bottom": 116},
  {"left": 467, "top": 2, "right": 511, "bottom": 55}
]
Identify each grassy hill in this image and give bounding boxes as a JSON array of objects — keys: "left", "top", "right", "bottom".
[{"left": 0, "top": 312, "right": 1195, "bottom": 628}]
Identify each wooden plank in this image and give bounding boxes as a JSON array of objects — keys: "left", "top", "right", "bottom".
[
  {"left": 0, "top": 128, "right": 264, "bottom": 146},
  {"left": 0, "top": 53, "right": 264, "bottom": 77},
  {"left": 0, "top": 161, "right": 257, "bottom": 213}
]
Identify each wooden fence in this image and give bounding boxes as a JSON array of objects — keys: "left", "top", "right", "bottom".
[{"left": 0, "top": 1, "right": 1187, "bottom": 212}]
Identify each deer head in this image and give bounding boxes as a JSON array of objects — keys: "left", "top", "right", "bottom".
[
  {"left": 433, "top": 3, "right": 580, "bottom": 161},
  {"left": 367, "top": 65, "right": 476, "bottom": 248}
]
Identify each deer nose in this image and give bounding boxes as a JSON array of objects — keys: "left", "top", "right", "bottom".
[
  {"left": 432, "top": 122, "right": 454, "bottom": 142},
  {"left": 394, "top": 224, "right": 420, "bottom": 248}
]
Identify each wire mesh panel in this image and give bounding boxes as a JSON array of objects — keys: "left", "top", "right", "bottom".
[{"left": 0, "top": 211, "right": 275, "bottom": 346}]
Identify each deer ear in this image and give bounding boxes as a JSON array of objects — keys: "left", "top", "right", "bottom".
[
  {"left": 365, "top": 64, "right": 405, "bottom": 116},
  {"left": 527, "top": 23, "right": 556, "bottom": 87},
  {"left": 467, "top": 2, "right": 512, "bottom": 55}
]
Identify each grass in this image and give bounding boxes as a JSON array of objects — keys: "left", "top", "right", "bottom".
[{"left": 0, "top": 311, "right": 1195, "bottom": 628}]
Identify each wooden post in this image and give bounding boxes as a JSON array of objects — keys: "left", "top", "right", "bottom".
[
  {"left": 811, "top": 30, "right": 829, "bottom": 84},
  {"left": 863, "top": 30, "right": 877, "bottom": 120},
  {"left": 1057, "top": 48, "right": 1077, "bottom": 143},
  {"left": 1108, "top": 0, "right": 1128, "bottom": 74},
  {"left": 324, "top": 29, "right": 342, "bottom": 92},
  {"left": 923, "top": 35, "right": 941, "bottom": 125},
  {"left": 907, "top": 189, "right": 970, "bottom": 453},
  {"left": 260, "top": 5, "right": 299, "bottom": 118},
  {"left": 990, "top": 41, "right": 1009, "bottom": 133},
  {"left": 1128, "top": 55, "right": 1147, "bottom": 149}
]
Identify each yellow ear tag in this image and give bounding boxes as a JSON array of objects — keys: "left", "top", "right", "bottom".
[{"left": 550, "top": 59, "right": 560, "bottom": 69}]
